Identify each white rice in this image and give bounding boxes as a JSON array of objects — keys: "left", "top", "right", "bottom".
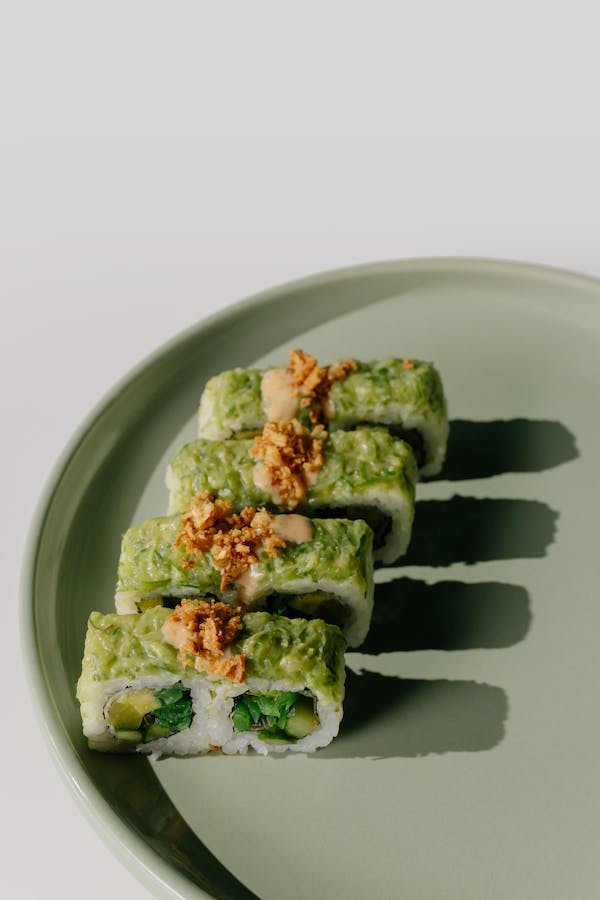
[{"left": 83, "top": 668, "right": 345, "bottom": 758}]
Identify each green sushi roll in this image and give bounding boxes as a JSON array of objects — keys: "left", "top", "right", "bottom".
[
  {"left": 77, "top": 605, "right": 346, "bottom": 756},
  {"left": 167, "top": 427, "right": 417, "bottom": 564},
  {"left": 198, "top": 356, "right": 448, "bottom": 477},
  {"left": 115, "top": 513, "right": 374, "bottom": 647}
]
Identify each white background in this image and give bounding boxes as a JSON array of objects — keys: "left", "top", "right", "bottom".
[{"left": 3, "top": 2, "right": 600, "bottom": 898}]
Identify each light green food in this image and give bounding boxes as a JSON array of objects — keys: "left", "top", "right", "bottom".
[
  {"left": 283, "top": 696, "right": 319, "bottom": 739},
  {"left": 232, "top": 691, "right": 296, "bottom": 735},
  {"left": 78, "top": 608, "right": 184, "bottom": 689},
  {"left": 107, "top": 688, "right": 159, "bottom": 729},
  {"left": 231, "top": 691, "right": 318, "bottom": 742},
  {"left": 238, "top": 612, "right": 345, "bottom": 702},
  {"left": 113, "top": 729, "right": 142, "bottom": 743},
  {"left": 167, "top": 427, "right": 417, "bottom": 563},
  {"left": 114, "top": 515, "right": 373, "bottom": 647},
  {"left": 78, "top": 607, "right": 345, "bottom": 706},
  {"left": 77, "top": 607, "right": 346, "bottom": 755},
  {"left": 107, "top": 684, "right": 192, "bottom": 742},
  {"left": 197, "top": 358, "right": 448, "bottom": 476}
]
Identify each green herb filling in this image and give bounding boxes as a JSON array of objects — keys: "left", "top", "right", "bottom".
[
  {"left": 108, "top": 682, "right": 193, "bottom": 744},
  {"left": 232, "top": 691, "right": 318, "bottom": 742}
]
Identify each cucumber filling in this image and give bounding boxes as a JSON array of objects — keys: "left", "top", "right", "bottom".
[
  {"left": 107, "top": 683, "right": 193, "bottom": 744},
  {"left": 232, "top": 691, "right": 318, "bottom": 742}
]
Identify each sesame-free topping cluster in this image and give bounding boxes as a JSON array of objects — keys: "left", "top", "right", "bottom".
[
  {"left": 162, "top": 598, "right": 246, "bottom": 683},
  {"left": 287, "top": 349, "right": 357, "bottom": 423},
  {"left": 250, "top": 418, "right": 326, "bottom": 508},
  {"left": 175, "top": 492, "right": 286, "bottom": 591}
]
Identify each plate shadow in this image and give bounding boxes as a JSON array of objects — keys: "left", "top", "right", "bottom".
[
  {"left": 401, "top": 496, "right": 558, "bottom": 567},
  {"left": 319, "top": 670, "right": 508, "bottom": 760},
  {"left": 363, "top": 578, "right": 531, "bottom": 652},
  {"left": 433, "top": 418, "right": 578, "bottom": 481}
]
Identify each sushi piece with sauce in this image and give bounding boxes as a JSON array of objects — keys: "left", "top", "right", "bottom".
[
  {"left": 76, "top": 603, "right": 345, "bottom": 757},
  {"left": 114, "top": 499, "right": 374, "bottom": 648},
  {"left": 198, "top": 350, "right": 448, "bottom": 477},
  {"left": 166, "top": 426, "right": 417, "bottom": 564}
]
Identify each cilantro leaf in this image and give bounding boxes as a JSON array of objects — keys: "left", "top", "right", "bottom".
[
  {"left": 232, "top": 692, "right": 298, "bottom": 734},
  {"left": 151, "top": 685, "right": 193, "bottom": 734},
  {"left": 244, "top": 697, "right": 262, "bottom": 724},
  {"left": 232, "top": 701, "right": 252, "bottom": 733},
  {"left": 155, "top": 685, "right": 184, "bottom": 705}
]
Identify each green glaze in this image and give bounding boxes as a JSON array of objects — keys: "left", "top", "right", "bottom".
[
  {"left": 115, "top": 514, "right": 373, "bottom": 633},
  {"left": 328, "top": 358, "right": 446, "bottom": 423},
  {"left": 197, "top": 357, "right": 447, "bottom": 474},
  {"left": 167, "top": 427, "right": 416, "bottom": 514},
  {"left": 238, "top": 613, "right": 345, "bottom": 704},
  {"left": 198, "top": 368, "right": 265, "bottom": 438},
  {"left": 168, "top": 438, "right": 267, "bottom": 512},
  {"left": 251, "top": 517, "right": 371, "bottom": 589},
  {"left": 77, "top": 607, "right": 344, "bottom": 708},
  {"left": 306, "top": 428, "right": 416, "bottom": 506},
  {"left": 76, "top": 608, "right": 188, "bottom": 703}
]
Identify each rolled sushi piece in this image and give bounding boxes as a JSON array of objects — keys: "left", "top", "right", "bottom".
[
  {"left": 198, "top": 356, "right": 448, "bottom": 477},
  {"left": 166, "top": 427, "right": 417, "bottom": 564},
  {"left": 115, "top": 514, "right": 374, "bottom": 647},
  {"left": 76, "top": 605, "right": 346, "bottom": 757},
  {"left": 76, "top": 607, "right": 213, "bottom": 756}
]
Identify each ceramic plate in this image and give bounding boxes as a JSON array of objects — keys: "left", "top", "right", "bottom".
[{"left": 22, "top": 259, "right": 600, "bottom": 899}]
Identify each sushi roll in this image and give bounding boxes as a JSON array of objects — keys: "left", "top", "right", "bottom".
[
  {"left": 166, "top": 426, "right": 417, "bottom": 564},
  {"left": 76, "top": 603, "right": 346, "bottom": 757},
  {"left": 76, "top": 606, "right": 212, "bottom": 756},
  {"left": 198, "top": 350, "right": 448, "bottom": 477},
  {"left": 114, "top": 499, "right": 374, "bottom": 648}
]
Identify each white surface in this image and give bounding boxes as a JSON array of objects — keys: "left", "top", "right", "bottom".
[{"left": 3, "top": 2, "right": 600, "bottom": 898}]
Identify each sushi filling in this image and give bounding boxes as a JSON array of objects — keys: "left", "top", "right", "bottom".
[
  {"left": 140, "top": 591, "right": 350, "bottom": 628},
  {"left": 267, "top": 591, "right": 350, "bottom": 628},
  {"left": 324, "top": 505, "right": 391, "bottom": 550},
  {"left": 106, "top": 683, "right": 193, "bottom": 745},
  {"left": 232, "top": 691, "right": 318, "bottom": 742}
]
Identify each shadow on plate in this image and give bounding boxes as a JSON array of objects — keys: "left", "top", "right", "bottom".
[
  {"left": 319, "top": 670, "right": 507, "bottom": 760},
  {"left": 400, "top": 495, "right": 558, "bottom": 567},
  {"left": 431, "top": 418, "right": 578, "bottom": 481},
  {"left": 362, "top": 577, "right": 531, "bottom": 653}
]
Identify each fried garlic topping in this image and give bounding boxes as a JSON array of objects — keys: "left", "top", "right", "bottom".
[
  {"left": 175, "top": 492, "right": 286, "bottom": 592},
  {"left": 250, "top": 418, "right": 326, "bottom": 509},
  {"left": 287, "top": 349, "right": 357, "bottom": 422},
  {"left": 162, "top": 599, "right": 246, "bottom": 683}
]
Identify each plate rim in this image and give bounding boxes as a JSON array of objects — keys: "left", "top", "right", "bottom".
[{"left": 20, "top": 256, "right": 600, "bottom": 900}]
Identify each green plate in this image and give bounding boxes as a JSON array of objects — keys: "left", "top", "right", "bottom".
[{"left": 22, "top": 259, "right": 600, "bottom": 899}]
